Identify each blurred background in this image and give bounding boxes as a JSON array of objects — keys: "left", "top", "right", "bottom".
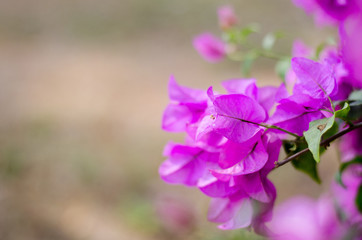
[{"left": 0, "top": 0, "right": 340, "bottom": 239}]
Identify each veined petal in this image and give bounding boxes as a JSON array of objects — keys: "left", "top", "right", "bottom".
[
  {"left": 222, "top": 78, "right": 258, "bottom": 99},
  {"left": 291, "top": 57, "right": 337, "bottom": 99},
  {"left": 213, "top": 94, "right": 266, "bottom": 143},
  {"left": 212, "top": 139, "right": 268, "bottom": 176},
  {"left": 168, "top": 75, "right": 207, "bottom": 103}
]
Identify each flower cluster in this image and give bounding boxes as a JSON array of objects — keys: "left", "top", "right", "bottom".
[{"left": 160, "top": 1, "right": 362, "bottom": 239}]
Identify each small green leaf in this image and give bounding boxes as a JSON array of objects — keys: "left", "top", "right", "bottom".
[
  {"left": 356, "top": 184, "right": 362, "bottom": 213},
  {"left": 262, "top": 33, "right": 276, "bottom": 50},
  {"left": 315, "top": 42, "right": 326, "bottom": 59},
  {"left": 335, "top": 102, "right": 350, "bottom": 120},
  {"left": 275, "top": 58, "right": 291, "bottom": 81},
  {"left": 304, "top": 116, "right": 335, "bottom": 163},
  {"left": 225, "top": 24, "right": 260, "bottom": 44},
  {"left": 283, "top": 140, "right": 321, "bottom": 183},
  {"left": 322, "top": 121, "right": 339, "bottom": 140},
  {"left": 347, "top": 101, "right": 362, "bottom": 120},
  {"left": 348, "top": 90, "right": 362, "bottom": 101}
]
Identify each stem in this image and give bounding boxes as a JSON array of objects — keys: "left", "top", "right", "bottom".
[
  {"left": 319, "top": 108, "right": 333, "bottom": 114},
  {"left": 261, "top": 124, "right": 300, "bottom": 138},
  {"left": 219, "top": 114, "right": 299, "bottom": 138},
  {"left": 274, "top": 121, "right": 362, "bottom": 168},
  {"left": 257, "top": 50, "right": 285, "bottom": 60}
]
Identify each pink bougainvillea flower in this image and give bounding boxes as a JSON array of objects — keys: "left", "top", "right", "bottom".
[
  {"left": 222, "top": 78, "right": 258, "bottom": 99},
  {"left": 333, "top": 164, "right": 362, "bottom": 227},
  {"left": 162, "top": 76, "right": 208, "bottom": 132},
  {"left": 207, "top": 192, "right": 253, "bottom": 230},
  {"left": 341, "top": 15, "right": 362, "bottom": 88},
  {"left": 209, "top": 91, "right": 266, "bottom": 143},
  {"left": 193, "top": 33, "right": 226, "bottom": 63},
  {"left": 155, "top": 195, "right": 196, "bottom": 233},
  {"left": 339, "top": 128, "right": 362, "bottom": 162},
  {"left": 197, "top": 173, "right": 242, "bottom": 198},
  {"left": 315, "top": 0, "right": 360, "bottom": 21},
  {"left": 291, "top": 57, "right": 338, "bottom": 99},
  {"left": 272, "top": 102, "right": 325, "bottom": 136},
  {"left": 206, "top": 133, "right": 281, "bottom": 231},
  {"left": 258, "top": 84, "right": 289, "bottom": 114},
  {"left": 221, "top": 78, "right": 288, "bottom": 113},
  {"left": 292, "top": 39, "right": 314, "bottom": 58},
  {"left": 286, "top": 40, "right": 313, "bottom": 90},
  {"left": 159, "top": 142, "right": 219, "bottom": 186},
  {"left": 211, "top": 138, "right": 268, "bottom": 176},
  {"left": 267, "top": 195, "right": 345, "bottom": 240},
  {"left": 293, "top": 0, "right": 360, "bottom": 25},
  {"left": 218, "top": 5, "right": 238, "bottom": 29}
]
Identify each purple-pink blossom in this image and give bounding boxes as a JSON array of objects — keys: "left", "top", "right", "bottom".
[
  {"left": 217, "top": 5, "right": 238, "bottom": 29},
  {"left": 292, "top": 0, "right": 361, "bottom": 25},
  {"left": 267, "top": 195, "right": 346, "bottom": 240},
  {"left": 193, "top": 33, "right": 226, "bottom": 63}
]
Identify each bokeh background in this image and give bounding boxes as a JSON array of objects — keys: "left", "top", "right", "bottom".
[{"left": 0, "top": 0, "right": 340, "bottom": 239}]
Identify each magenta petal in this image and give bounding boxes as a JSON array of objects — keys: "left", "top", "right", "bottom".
[
  {"left": 207, "top": 193, "right": 253, "bottom": 229},
  {"left": 194, "top": 116, "right": 225, "bottom": 151},
  {"left": 212, "top": 139, "right": 268, "bottom": 176},
  {"left": 238, "top": 172, "right": 270, "bottom": 202},
  {"left": 268, "top": 197, "right": 319, "bottom": 239},
  {"left": 214, "top": 94, "right": 266, "bottom": 123},
  {"left": 193, "top": 33, "right": 226, "bottom": 63},
  {"left": 292, "top": 39, "right": 313, "bottom": 58},
  {"left": 218, "top": 198, "right": 253, "bottom": 230},
  {"left": 268, "top": 195, "right": 344, "bottom": 239},
  {"left": 222, "top": 78, "right": 258, "bottom": 99},
  {"left": 168, "top": 75, "right": 207, "bottom": 103},
  {"left": 339, "top": 127, "right": 362, "bottom": 162},
  {"left": 198, "top": 174, "right": 241, "bottom": 198},
  {"left": 213, "top": 94, "right": 266, "bottom": 143},
  {"left": 162, "top": 104, "right": 193, "bottom": 132},
  {"left": 218, "top": 136, "right": 260, "bottom": 169},
  {"left": 258, "top": 83, "right": 289, "bottom": 113},
  {"left": 261, "top": 133, "right": 282, "bottom": 174},
  {"left": 342, "top": 16, "right": 362, "bottom": 88},
  {"left": 291, "top": 57, "right": 337, "bottom": 99},
  {"left": 333, "top": 164, "right": 362, "bottom": 225},
  {"left": 268, "top": 99, "right": 325, "bottom": 136},
  {"left": 208, "top": 197, "right": 234, "bottom": 223},
  {"left": 159, "top": 145, "right": 218, "bottom": 186}
]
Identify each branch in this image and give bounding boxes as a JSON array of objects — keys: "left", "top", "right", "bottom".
[{"left": 274, "top": 121, "right": 362, "bottom": 169}]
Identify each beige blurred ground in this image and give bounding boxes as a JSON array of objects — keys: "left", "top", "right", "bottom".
[{"left": 0, "top": 0, "right": 340, "bottom": 239}]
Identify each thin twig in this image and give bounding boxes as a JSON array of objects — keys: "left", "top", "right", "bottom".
[
  {"left": 219, "top": 114, "right": 300, "bottom": 138},
  {"left": 274, "top": 121, "right": 362, "bottom": 169}
]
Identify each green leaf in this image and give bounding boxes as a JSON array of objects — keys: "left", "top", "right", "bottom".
[
  {"left": 335, "top": 102, "right": 350, "bottom": 120},
  {"left": 315, "top": 42, "right": 326, "bottom": 59},
  {"left": 283, "top": 140, "right": 321, "bottom": 183},
  {"left": 224, "top": 24, "right": 260, "bottom": 44},
  {"left": 348, "top": 90, "right": 362, "bottom": 101},
  {"left": 262, "top": 33, "right": 276, "bottom": 50},
  {"left": 322, "top": 121, "right": 339, "bottom": 140},
  {"left": 335, "top": 156, "right": 362, "bottom": 187},
  {"left": 347, "top": 101, "right": 362, "bottom": 120},
  {"left": 275, "top": 57, "right": 291, "bottom": 81},
  {"left": 356, "top": 184, "right": 362, "bottom": 213},
  {"left": 303, "top": 116, "right": 335, "bottom": 163}
]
